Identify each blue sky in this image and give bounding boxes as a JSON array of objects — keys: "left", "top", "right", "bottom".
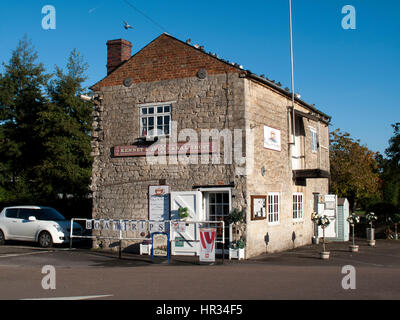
[{"left": 0, "top": 0, "right": 399, "bottom": 154}]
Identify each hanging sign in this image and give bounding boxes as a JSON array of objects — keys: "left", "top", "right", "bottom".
[
  {"left": 103, "top": 219, "right": 110, "bottom": 230},
  {"left": 149, "top": 221, "right": 166, "bottom": 234},
  {"left": 200, "top": 228, "right": 216, "bottom": 263},
  {"left": 149, "top": 185, "right": 170, "bottom": 222},
  {"left": 93, "top": 220, "right": 101, "bottom": 230},
  {"left": 173, "top": 221, "right": 186, "bottom": 233},
  {"left": 85, "top": 219, "right": 93, "bottom": 230},
  {"left": 152, "top": 232, "right": 170, "bottom": 263}
]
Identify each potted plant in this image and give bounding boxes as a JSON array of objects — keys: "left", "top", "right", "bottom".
[
  {"left": 313, "top": 213, "right": 331, "bottom": 259},
  {"left": 311, "top": 212, "right": 319, "bottom": 244},
  {"left": 178, "top": 207, "right": 190, "bottom": 221},
  {"left": 347, "top": 213, "right": 360, "bottom": 252},
  {"left": 391, "top": 213, "right": 400, "bottom": 240},
  {"left": 365, "top": 212, "right": 377, "bottom": 246},
  {"left": 225, "top": 208, "right": 246, "bottom": 260}
]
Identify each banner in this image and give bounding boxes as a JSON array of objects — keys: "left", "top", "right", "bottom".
[{"left": 200, "top": 228, "right": 216, "bottom": 263}]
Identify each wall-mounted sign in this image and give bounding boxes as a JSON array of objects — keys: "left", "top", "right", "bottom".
[
  {"left": 200, "top": 228, "right": 216, "bottom": 263},
  {"left": 264, "top": 126, "right": 281, "bottom": 152},
  {"left": 114, "top": 142, "right": 217, "bottom": 157},
  {"left": 251, "top": 195, "right": 266, "bottom": 220},
  {"left": 152, "top": 232, "right": 170, "bottom": 261},
  {"left": 149, "top": 185, "right": 170, "bottom": 222}
]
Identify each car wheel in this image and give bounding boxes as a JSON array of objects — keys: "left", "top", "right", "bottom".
[
  {"left": 38, "top": 231, "right": 53, "bottom": 248},
  {"left": 0, "top": 230, "right": 5, "bottom": 245}
]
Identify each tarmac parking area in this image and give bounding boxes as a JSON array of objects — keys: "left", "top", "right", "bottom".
[{"left": 0, "top": 239, "right": 399, "bottom": 300}]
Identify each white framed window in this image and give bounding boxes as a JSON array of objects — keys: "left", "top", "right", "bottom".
[
  {"left": 293, "top": 193, "right": 303, "bottom": 220},
  {"left": 140, "top": 104, "right": 171, "bottom": 137},
  {"left": 310, "top": 127, "right": 318, "bottom": 152},
  {"left": 267, "top": 192, "right": 280, "bottom": 224}
]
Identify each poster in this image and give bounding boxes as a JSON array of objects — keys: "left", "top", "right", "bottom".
[
  {"left": 200, "top": 228, "right": 216, "bottom": 263},
  {"left": 264, "top": 126, "right": 281, "bottom": 152},
  {"left": 152, "top": 233, "right": 169, "bottom": 257},
  {"left": 149, "top": 185, "right": 170, "bottom": 221}
]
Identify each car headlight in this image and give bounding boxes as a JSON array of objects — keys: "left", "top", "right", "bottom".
[{"left": 53, "top": 224, "right": 65, "bottom": 233}]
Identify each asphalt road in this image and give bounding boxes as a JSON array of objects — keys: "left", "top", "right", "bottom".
[{"left": 0, "top": 239, "right": 399, "bottom": 300}]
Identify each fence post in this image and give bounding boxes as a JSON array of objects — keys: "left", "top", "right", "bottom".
[{"left": 69, "top": 219, "right": 73, "bottom": 249}]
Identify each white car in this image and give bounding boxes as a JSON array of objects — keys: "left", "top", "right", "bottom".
[{"left": 0, "top": 206, "right": 83, "bottom": 248}]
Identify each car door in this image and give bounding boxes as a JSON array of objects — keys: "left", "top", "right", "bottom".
[
  {"left": 3, "top": 208, "right": 20, "bottom": 239},
  {"left": 13, "top": 209, "right": 39, "bottom": 241}
]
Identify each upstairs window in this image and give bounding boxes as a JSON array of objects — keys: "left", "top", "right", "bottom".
[
  {"left": 140, "top": 104, "right": 171, "bottom": 137},
  {"left": 310, "top": 127, "right": 318, "bottom": 152}
]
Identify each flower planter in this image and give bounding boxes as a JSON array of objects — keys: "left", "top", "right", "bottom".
[
  {"left": 312, "top": 236, "right": 319, "bottom": 245},
  {"left": 349, "top": 245, "right": 359, "bottom": 252},
  {"left": 229, "top": 248, "right": 245, "bottom": 260},
  {"left": 367, "top": 240, "right": 376, "bottom": 246},
  {"left": 320, "top": 251, "right": 330, "bottom": 260},
  {"left": 366, "top": 228, "right": 375, "bottom": 241}
]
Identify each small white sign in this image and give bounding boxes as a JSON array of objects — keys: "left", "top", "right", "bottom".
[
  {"left": 85, "top": 220, "right": 93, "bottom": 230},
  {"left": 131, "top": 220, "right": 138, "bottom": 231},
  {"left": 103, "top": 220, "right": 110, "bottom": 230},
  {"left": 264, "top": 126, "right": 281, "bottom": 152},
  {"left": 93, "top": 220, "right": 101, "bottom": 230},
  {"left": 173, "top": 221, "right": 186, "bottom": 233}
]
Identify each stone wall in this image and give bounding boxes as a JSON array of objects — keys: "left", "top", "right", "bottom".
[{"left": 91, "top": 73, "right": 247, "bottom": 241}]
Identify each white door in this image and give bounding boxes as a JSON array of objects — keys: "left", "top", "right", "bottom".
[
  {"left": 170, "top": 191, "right": 203, "bottom": 256},
  {"left": 15, "top": 208, "right": 39, "bottom": 241},
  {"left": 317, "top": 195, "right": 337, "bottom": 238}
]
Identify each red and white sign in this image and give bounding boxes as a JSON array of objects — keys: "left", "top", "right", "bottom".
[{"left": 200, "top": 228, "right": 216, "bottom": 262}]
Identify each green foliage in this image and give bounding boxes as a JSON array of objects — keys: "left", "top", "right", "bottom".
[
  {"left": 178, "top": 207, "right": 189, "bottom": 219},
  {"left": 329, "top": 129, "right": 382, "bottom": 210},
  {"left": 378, "top": 123, "right": 400, "bottom": 208},
  {"left": 224, "top": 208, "right": 246, "bottom": 225},
  {"left": 0, "top": 36, "right": 92, "bottom": 203}
]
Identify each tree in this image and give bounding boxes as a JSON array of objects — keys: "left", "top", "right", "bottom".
[
  {"left": 0, "top": 35, "right": 51, "bottom": 202},
  {"left": 378, "top": 123, "right": 400, "bottom": 208},
  {"left": 329, "top": 129, "right": 381, "bottom": 210},
  {"left": 34, "top": 49, "right": 93, "bottom": 199}
]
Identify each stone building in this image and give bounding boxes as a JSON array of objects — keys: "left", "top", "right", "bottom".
[{"left": 89, "top": 33, "right": 331, "bottom": 258}]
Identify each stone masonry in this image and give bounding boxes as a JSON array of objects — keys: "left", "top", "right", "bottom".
[{"left": 90, "top": 33, "right": 331, "bottom": 258}]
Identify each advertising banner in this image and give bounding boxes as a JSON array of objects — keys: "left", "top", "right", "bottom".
[{"left": 199, "top": 228, "right": 216, "bottom": 263}]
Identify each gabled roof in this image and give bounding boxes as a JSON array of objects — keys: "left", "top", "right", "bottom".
[{"left": 91, "top": 33, "right": 330, "bottom": 121}]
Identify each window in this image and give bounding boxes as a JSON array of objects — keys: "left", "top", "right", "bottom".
[
  {"left": 5, "top": 209, "right": 18, "bottom": 219},
  {"left": 310, "top": 127, "right": 318, "bottom": 152},
  {"left": 267, "top": 193, "right": 280, "bottom": 224},
  {"left": 293, "top": 193, "right": 303, "bottom": 220},
  {"left": 140, "top": 104, "right": 171, "bottom": 137},
  {"left": 19, "top": 209, "right": 36, "bottom": 220}
]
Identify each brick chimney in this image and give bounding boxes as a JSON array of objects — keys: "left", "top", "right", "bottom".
[{"left": 106, "top": 39, "right": 133, "bottom": 75}]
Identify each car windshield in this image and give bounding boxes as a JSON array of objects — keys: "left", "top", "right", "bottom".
[{"left": 36, "top": 208, "right": 66, "bottom": 221}]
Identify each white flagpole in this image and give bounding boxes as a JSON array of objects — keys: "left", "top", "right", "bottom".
[{"left": 289, "top": 0, "right": 296, "bottom": 146}]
